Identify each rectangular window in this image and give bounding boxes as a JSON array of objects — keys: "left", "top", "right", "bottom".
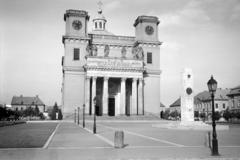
[
  {"left": 62, "top": 56, "right": 64, "bottom": 66},
  {"left": 73, "top": 48, "right": 80, "bottom": 60},
  {"left": 215, "top": 103, "right": 218, "bottom": 108},
  {"left": 223, "top": 103, "right": 225, "bottom": 109},
  {"left": 147, "top": 52, "right": 152, "bottom": 64}
]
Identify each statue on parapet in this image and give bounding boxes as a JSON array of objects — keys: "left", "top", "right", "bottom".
[
  {"left": 104, "top": 45, "right": 110, "bottom": 57},
  {"left": 132, "top": 46, "right": 144, "bottom": 59}
]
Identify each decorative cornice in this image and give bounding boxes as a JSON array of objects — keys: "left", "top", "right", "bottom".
[
  {"left": 63, "top": 66, "right": 85, "bottom": 72},
  {"left": 62, "top": 35, "right": 90, "bottom": 44},
  {"left": 64, "top": 10, "right": 89, "bottom": 21},
  {"left": 85, "top": 55, "right": 143, "bottom": 61},
  {"left": 144, "top": 69, "right": 161, "bottom": 75},
  {"left": 84, "top": 66, "right": 145, "bottom": 73},
  {"left": 134, "top": 16, "right": 160, "bottom": 27},
  {"left": 134, "top": 40, "right": 162, "bottom": 46},
  {"left": 92, "top": 42, "right": 134, "bottom": 48},
  {"left": 90, "top": 34, "right": 135, "bottom": 41}
]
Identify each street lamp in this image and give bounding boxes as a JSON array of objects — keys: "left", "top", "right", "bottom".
[
  {"left": 207, "top": 75, "right": 219, "bottom": 156},
  {"left": 93, "top": 97, "right": 96, "bottom": 134},
  {"left": 74, "top": 109, "right": 76, "bottom": 123},
  {"left": 83, "top": 104, "right": 85, "bottom": 128},
  {"left": 77, "top": 107, "right": 80, "bottom": 125}
]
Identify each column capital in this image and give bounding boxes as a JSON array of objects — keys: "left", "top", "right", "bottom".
[
  {"left": 92, "top": 76, "right": 97, "bottom": 80},
  {"left": 139, "top": 78, "right": 144, "bottom": 82},
  {"left": 86, "top": 76, "right": 91, "bottom": 80},
  {"left": 104, "top": 77, "right": 109, "bottom": 81},
  {"left": 121, "top": 77, "right": 127, "bottom": 82},
  {"left": 133, "top": 78, "right": 138, "bottom": 82}
]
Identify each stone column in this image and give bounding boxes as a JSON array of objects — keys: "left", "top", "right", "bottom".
[
  {"left": 120, "top": 78, "right": 126, "bottom": 115},
  {"left": 132, "top": 78, "right": 137, "bottom": 115},
  {"left": 138, "top": 78, "right": 143, "bottom": 115},
  {"left": 85, "top": 76, "right": 90, "bottom": 114},
  {"left": 92, "top": 77, "right": 97, "bottom": 114},
  {"left": 103, "top": 77, "right": 109, "bottom": 115}
]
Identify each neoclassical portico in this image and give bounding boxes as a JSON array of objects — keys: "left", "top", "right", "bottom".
[{"left": 84, "top": 56, "right": 144, "bottom": 116}]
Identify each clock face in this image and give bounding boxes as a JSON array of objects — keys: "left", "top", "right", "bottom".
[
  {"left": 72, "top": 20, "right": 82, "bottom": 30},
  {"left": 145, "top": 25, "right": 154, "bottom": 35},
  {"left": 186, "top": 87, "right": 193, "bottom": 95}
]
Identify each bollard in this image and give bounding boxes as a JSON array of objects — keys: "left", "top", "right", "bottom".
[
  {"left": 208, "top": 131, "right": 212, "bottom": 149},
  {"left": 114, "top": 131, "right": 124, "bottom": 148},
  {"left": 205, "top": 131, "right": 212, "bottom": 149}
]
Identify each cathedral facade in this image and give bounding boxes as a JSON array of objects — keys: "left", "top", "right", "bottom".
[{"left": 61, "top": 7, "right": 161, "bottom": 116}]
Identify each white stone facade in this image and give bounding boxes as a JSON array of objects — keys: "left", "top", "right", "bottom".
[
  {"left": 61, "top": 8, "right": 161, "bottom": 116},
  {"left": 181, "top": 68, "right": 194, "bottom": 122}
]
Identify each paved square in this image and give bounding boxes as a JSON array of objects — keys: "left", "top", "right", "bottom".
[{"left": 0, "top": 121, "right": 240, "bottom": 160}]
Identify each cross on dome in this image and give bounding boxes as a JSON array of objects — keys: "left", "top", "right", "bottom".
[{"left": 97, "top": 1, "right": 103, "bottom": 14}]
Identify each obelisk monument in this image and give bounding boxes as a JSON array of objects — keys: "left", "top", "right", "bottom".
[{"left": 181, "top": 68, "right": 194, "bottom": 123}]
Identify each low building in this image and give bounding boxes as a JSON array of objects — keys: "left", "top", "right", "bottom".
[
  {"left": 227, "top": 85, "right": 240, "bottom": 111},
  {"left": 169, "top": 98, "right": 181, "bottom": 113},
  {"left": 169, "top": 88, "right": 230, "bottom": 116},
  {"left": 11, "top": 95, "right": 45, "bottom": 113},
  {"left": 195, "top": 88, "right": 230, "bottom": 115}
]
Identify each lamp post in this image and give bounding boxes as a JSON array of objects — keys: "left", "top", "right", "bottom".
[
  {"left": 77, "top": 107, "right": 80, "bottom": 125},
  {"left": 74, "top": 109, "right": 76, "bottom": 123},
  {"left": 93, "top": 97, "right": 96, "bottom": 134},
  {"left": 207, "top": 75, "right": 219, "bottom": 156},
  {"left": 83, "top": 104, "right": 85, "bottom": 128}
]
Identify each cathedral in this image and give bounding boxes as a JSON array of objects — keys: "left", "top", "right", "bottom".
[{"left": 61, "top": 4, "right": 162, "bottom": 116}]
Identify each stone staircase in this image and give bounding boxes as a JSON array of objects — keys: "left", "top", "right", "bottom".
[{"left": 64, "top": 112, "right": 161, "bottom": 121}]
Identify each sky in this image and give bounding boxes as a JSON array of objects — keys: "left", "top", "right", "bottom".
[{"left": 0, "top": 0, "right": 240, "bottom": 107}]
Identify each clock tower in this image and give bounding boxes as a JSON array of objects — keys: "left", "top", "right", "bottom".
[
  {"left": 133, "top": 16, "right": 162, "bottom": 114},
  {"left": 64, "top": 10, "right": 89, "bottom": 37},
  {"left": 62, "top": 10, "right": 90, "bottom": 115},
  {"left": 134, "top": 16, "right": 159, "bottom": 42}
]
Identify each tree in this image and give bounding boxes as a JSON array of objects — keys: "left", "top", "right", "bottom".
[
  {"left": 34, "top": 106, "right": 40, "bottom": 116},
  {"left": 162, "top": 110, "right": 170, "bottom": 119},
  {"left": 51, "top": 102, "right": 58, "bottom": 120},
  {"left": 58, "top": 109, "right": 63, "bottom": 120},
  {"left": 200, "top": 112, "right": 206, "bottom": 119},
  {"left": 23, "top": 107, "right": 35, "bottom": 117},
  {"left": 214, "top": 111, "right": 221, "bottom": 121},
  {"left": 236, "top": 111, "right": 240, "bottom": 119},
  {"left": 170, "top": 110, "right": 180, "bottom": 120},
  {"left": 194, "top": 111, "right": 199, "bottom": 118},
  {"left": 223, "top": 108, "right": 231, "bottom": 121}
]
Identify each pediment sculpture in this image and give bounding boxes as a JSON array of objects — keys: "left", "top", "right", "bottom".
[
  {"left": 86, "top": 44, "right": 91, "bottom": 56},
  {"left": 132, "top": 46, "right": 144, "bottom": 59},
  {"left": 92, "top": 45, "right": 98, "bottom": 56},
  {"left": 104, "top": 45, "right": 110, "bottom": 57},
  {"left": 121, "top": 46, "right": 127, "bottom": 58}
]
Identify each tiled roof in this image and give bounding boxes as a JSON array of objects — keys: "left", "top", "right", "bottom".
[
  {"left": 227, "top": 85, "right": 240, "bottom": 97},
  {"left": 11, "top": 95, "right": 45, "bottom": 106},
  {"left": 169, "top": 98, "right": 180, "bottom": 107},
  {"left": 160, "top": 102, "right": 166, "bottom": 108},
  {"left": 170, "top": 88, "right": 230, "bottom": 107}
]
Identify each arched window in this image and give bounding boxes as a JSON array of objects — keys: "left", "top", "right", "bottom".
[
  {"left": 103, "top": 23, "right": 105, "bottom": 29},
  {"left": 95, "top": 22, "right": 97, "bottom": 29},
  {"left": 99, "top": 22, "right": 102, "bottom": 29}
]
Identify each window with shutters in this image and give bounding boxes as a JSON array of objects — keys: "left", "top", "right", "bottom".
[
  {"left": 73, "top": 48, "right": 80, "bottom": 60},
  {"left": 147, "top": 52, "right": 152, "bottom": 64}
]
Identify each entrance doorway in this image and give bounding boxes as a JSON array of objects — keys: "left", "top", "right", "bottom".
[{"left": 108, "top": 98, "right": 115, "bottom": 116}]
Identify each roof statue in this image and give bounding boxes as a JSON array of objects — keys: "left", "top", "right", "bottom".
[{"left": 97, "top": 1, "right": 103, "bottom": 14}]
